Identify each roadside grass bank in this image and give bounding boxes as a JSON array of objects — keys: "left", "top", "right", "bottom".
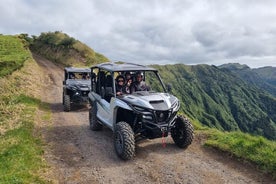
[
  {"left": 0, "top": 35, "right": 31, "bottom": 77},
  {"left": 195, "top": 121, "right": 276, "bottom": 178},
  {"left": 0, "top": 58, "right": 50, "bottom": 183}
]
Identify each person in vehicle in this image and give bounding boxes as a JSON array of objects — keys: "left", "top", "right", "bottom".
[
  {"left": 131, "top": 72, "right": 150, "bottom": 92},
  {"left": 69, "top": 73, "right": 76, "bottom": 79},
  {"left": 125, "top": 71, "right": 132, "bottom": 81},
  {"left": 123, "top": 78, "right": 132, "bottom": 94},
  {"left": 115, "top": 75, "right": 125, "bottom": 96},
  {"left": 82, "top": 73, "right": 90, "bottom": 80}
]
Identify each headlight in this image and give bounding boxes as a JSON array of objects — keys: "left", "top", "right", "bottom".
[
  {"left": 69, "top": 85, "right": 78, "bottom": 91},
  {"left": 154, "top": 111, "right": 170, "bottom": 122},
  {"left": 171, "top": 100, "right": 180, "bottom": 111},
  {"left": 80, "top": 87, "right": 89, "bottom": 91},
  {"left": 142, "top": 115, "right": 153, "bottom": 120},
  {"left": 132, "top": 105, "right": 153, "bottom": 121},
  {"left": 132, "top": 105, "right": 147, "bottom": 112}
]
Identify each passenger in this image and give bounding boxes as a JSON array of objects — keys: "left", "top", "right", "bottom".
[
  {"left": 131, "top": 72, "right": 150, "bottom": 92},
  {"left": 125, "top": 71, "right": 132, "bottom": 81},
  {"left": 115, "top": 75, "right": 125, "bottom": 96},
  {"left": 82, "top": 73, "right": 88, "bottom": 79},
  {"left": 82, "top": 73, "right": 87, "bottom": 80},
  {"left": 123, "top": 78, "right": 132, "bottom": 94},
  {"left": 70, "top": 73, "right": 76, "bottom": 79}
]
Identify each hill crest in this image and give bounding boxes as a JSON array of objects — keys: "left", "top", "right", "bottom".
[{"left": 29, "top": 31, "right": 108, "bottom": 67}]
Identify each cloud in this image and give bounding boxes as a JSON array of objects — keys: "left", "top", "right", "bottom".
[{"left": 1, "top": 0, "right": 276, "bottom": 68}]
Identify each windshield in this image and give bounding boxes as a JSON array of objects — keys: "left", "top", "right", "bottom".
[
  {"left": 144, "top": 71, "right": 166, "bottom": 93},
  {"left": 68, "top": 72, "right": 90, "bottom": 80},
  {"left": 116, "top": 70, "right": 166, "bottom": 93}
]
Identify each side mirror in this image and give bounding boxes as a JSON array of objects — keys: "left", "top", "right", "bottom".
[{"left": 166, "top": 84, "right": 172, "bottom": 93}]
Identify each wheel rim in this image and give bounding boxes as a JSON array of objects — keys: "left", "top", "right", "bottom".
[
  {"left": 173, "top": 124, "right": 185, "bottom": 140},
  {"left": 178, "top": 128, "right": 184, "bottom": 139}
]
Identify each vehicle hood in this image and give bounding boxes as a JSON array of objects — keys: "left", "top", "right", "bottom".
[
  {"left": 66, "top": 80, "right": 91, "bottom": 90},
  {"left": 121, "top": 91, "right": 179, "bottom": 111}
]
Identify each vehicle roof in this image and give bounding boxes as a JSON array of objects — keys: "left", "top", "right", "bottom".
[
  {"left": 64, "top": 67, "right": 91, "bottom": 73},
  {"left": 92, "top": 62, "right": 157, "bottom": 72}
]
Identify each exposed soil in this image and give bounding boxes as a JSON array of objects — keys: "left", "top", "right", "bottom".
[{"left": 34, "top": 54, "right": 274, "bottom": 184}]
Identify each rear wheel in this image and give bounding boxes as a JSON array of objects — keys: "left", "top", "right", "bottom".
[
  {"left": 171, "top": 115, "right": 194, "bottom": 148},
  {"left": 114, "top": 121, "right": 135, "bottom": 160},
  {"left": 89, "top": 102, "right": 102, "bottom": 131},
  {"left": 63, "top": 94, "right": 71, "bottom": 112}
]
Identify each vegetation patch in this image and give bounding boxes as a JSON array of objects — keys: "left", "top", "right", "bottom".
[
  {"left": 29, "top": 31, "right": 109, "bottom": 67},
  {"left": 0, "top": 111, "right": 45, "bottom": 184},
  {"left": 0, "top": 56, "right": 48, "bottom": 183},
  {"left": 153, "top": 64, "right": 276, "bottom": 140},
  {"left": 0, "top": 35, "right": 31, "bottom": 77},
  {"left": 204, "top": 129, "right": 276, "bottom": 177}
]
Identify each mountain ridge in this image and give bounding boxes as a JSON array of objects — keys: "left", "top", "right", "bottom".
[
  {"left": 154, "top": 64, "right": 276, "bottom": 140},
  {"left": 219, "top": 63, "right": 276, "bottom": 97}
]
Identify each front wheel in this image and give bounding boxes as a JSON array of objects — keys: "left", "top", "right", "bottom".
[
  {"left": 114, "top": 121, "right": 135, "bottom": 160},
  {"left": 63, "top": 94, "right": 71, "bottom": 112},
  {"left": 171, "top": 115, "right": 194, "bottom": 148}
]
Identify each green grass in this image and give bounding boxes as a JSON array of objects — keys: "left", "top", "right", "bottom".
[
  {"left": 30, "top": 31, "right": 109, "bottom": 67},
  {"left": 203, "top": 129, "right": 276, "bottom": 177},
  {"left": 0, "top": 124, "right": 44, "bottom": 183},
  {"left": 184, "top": 115, "right": 275, "bottom": 178},
  {"left": 0, "top": 95, "right": 47, "bottom": 184},
  {"left": 154, "top": 64, "right": 276, "bottom": 140},
  {"left": 0, "top": 35, "right": 31, "bottom": 77},
  {"left": 0, "top": 43, "right": 49, "bottom": 183}
]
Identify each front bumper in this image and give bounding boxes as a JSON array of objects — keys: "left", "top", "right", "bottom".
[
  {"left": 131, "top": 103, "right": 179, "bottom": 139},
  {"left": 141, "top": 116, "right": 177, "bottom": 139},
  {"left": 71, "top": 91, "right": 89, "bottom": 104}
]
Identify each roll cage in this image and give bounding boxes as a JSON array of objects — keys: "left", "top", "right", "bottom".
[{"left": 90, "top": 62, "right": 167, "bottom": 101}]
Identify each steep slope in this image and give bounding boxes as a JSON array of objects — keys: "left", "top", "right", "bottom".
[
  {"left": 0, "top": 35, "right": 48, "bottom": 182},
  {"left": 154, "top": 64, "right": 276, "bottom": 140},
  {"left": 29, "top": 31, "right": 108, "bottom": 67},
  {"left": 253, "top": 66, "right": 276, "bottom": 87},
  {"left": 219, "top": 63, "right": 276, "bottom": 97},
  {"left": 0, "top": 34, "right": 32, "bottom": 77}
]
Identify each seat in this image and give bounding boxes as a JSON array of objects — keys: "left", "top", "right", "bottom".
[
  {"left": 97, "top": 71, "right": 106, "bottom": 97},
  {"left": 105, "top": 75, "right": 114, "bottom": 102},
  {"left": 105, "top": 75, "right": 113, "bottom": 87}
]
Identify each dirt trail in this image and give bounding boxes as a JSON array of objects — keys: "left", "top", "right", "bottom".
[{"left": 34, "top": 54, "right": 274, "bottom": 184}]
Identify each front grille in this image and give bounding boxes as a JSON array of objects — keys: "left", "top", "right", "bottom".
[
  {"left": 81, "top": 91, "right": 89, "bottom": 96},
  {"left": 154, "top": 110, "right": 170, "bottom": 122}
]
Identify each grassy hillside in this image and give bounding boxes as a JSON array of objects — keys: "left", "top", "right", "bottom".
[
  {"left": 219, "top": 63, "right": 276, "bottom": 97},
  {"left": 253, "top": 66, "right": 276, "bottom": 87},
  {"left": 30, "top": 31, "right": 108, "bottom": 67},
  {"left": 153, "top": 64, "right": 276, "bottom": 140},
  {"left": 0, "top": 32, "right": 110, "bottom": 183},
  {"left": 203, "top": 128, "right": 276, "bottom": 177},
  {"left": 0, "top": 59, "right": 49, "bottom": 183},
  {"left": 0, "top": 35, "right": 31, "bottom": 77}
]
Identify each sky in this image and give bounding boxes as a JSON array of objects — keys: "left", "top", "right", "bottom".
[{"left": 1, "top": 0, "right": 276, "bottom": 68}]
